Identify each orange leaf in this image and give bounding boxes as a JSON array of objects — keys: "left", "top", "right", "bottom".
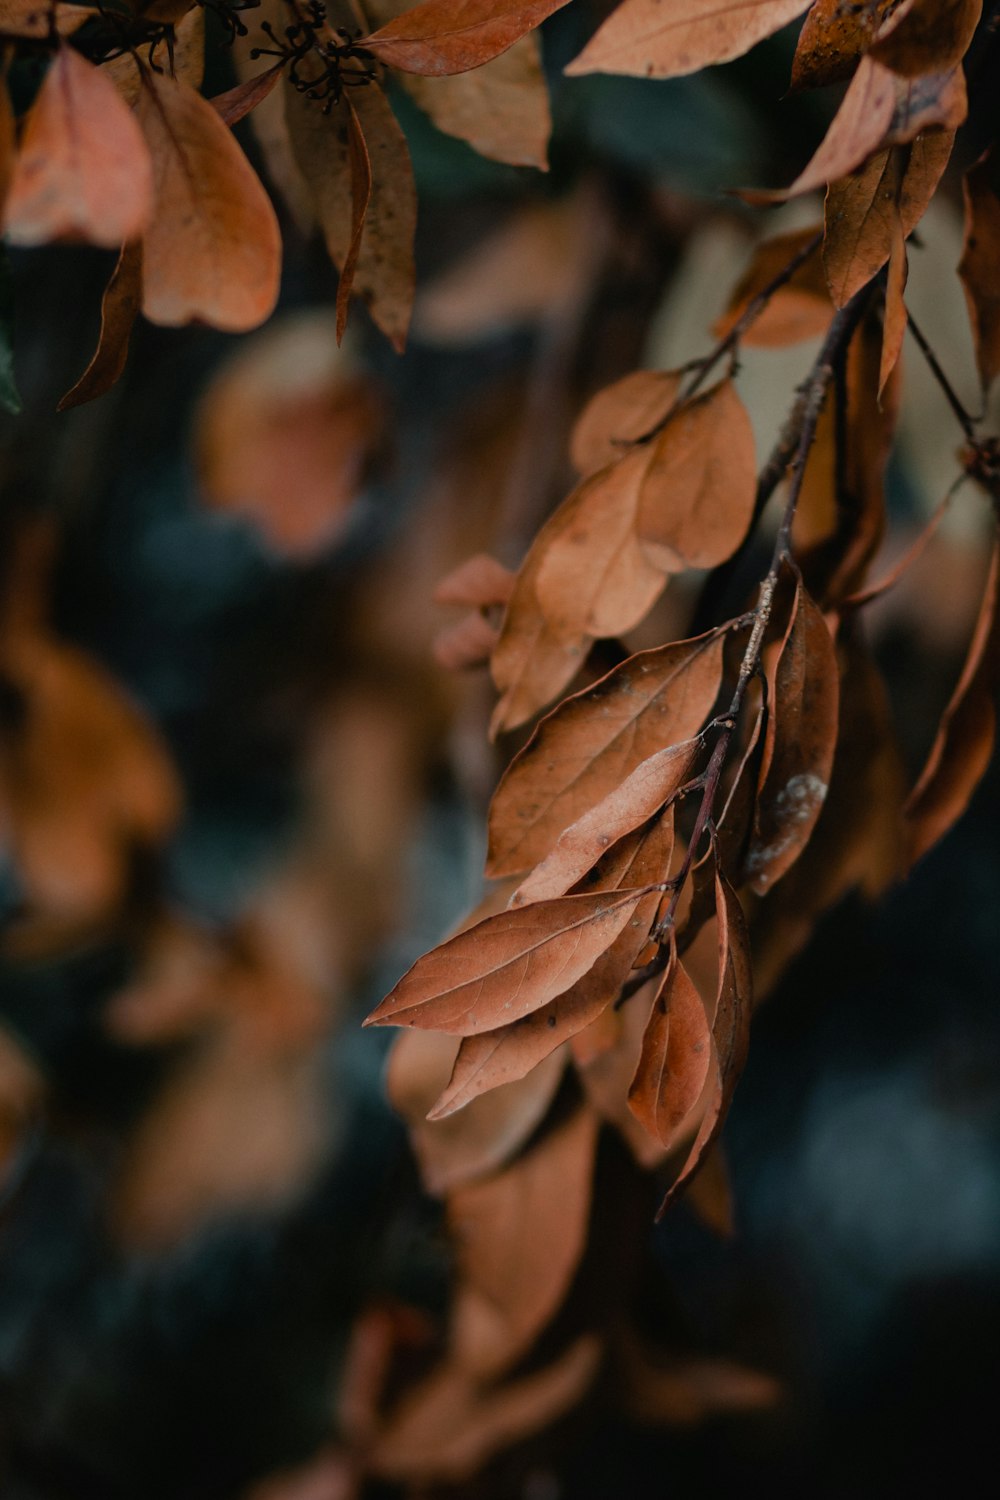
[
  {"left": 566, "top": 0, "right": 811, "bottom": 79},
  {"left": 4, "top": 46, "right": 152, "bottom": 248},
  {"left": 488, "top": 629, "right": 726, "bottom": 876},
  {"left": 57, "top": 241, "right": 142, "bottom": 411},
  {"left": 745, "top": 579, "right": 839, "bottom": 893},
  {"left": 570, "top": 369, "right": 681, "bottom": 477},
  {"left": 434, "top": 552, "right": 515, "bottom": 608},
  {"left": 714, "top": 226, "right": 831, "bottom": 347},
  {"left": 137, "top": 69, "right": 281, "bottom": 331},
  {"left": 878, "top": 210, "right": 908, "bottom": 398},
  {"left": 637, "top": 379, "right": 757, "bottom": 570},
  {"left": 869, "top": 0, "right": 981, "bottom": 78},
  {"left": 959, "top": 145, "right": 1000, "bottom": 392},
  {"left": 0, "top": 1, "right": 96, "bottom": 39},
  {"left": 365, "top": 887, "right": 651, "bottom": 1034},
  {"left": 628, "top": 954, "right": 712, "bottom": 1150},
  {"left": 363, "top": 0, "right": 572, "bottom": 76},
  {"left": 789, "top": 0, "right": 894, "bottom": 90},
  {"left": 905, "top": 535, "right": 1000, "bottom": 866},
  {"left": 209, "top": 64, "right": 283, "bottom": 128}
]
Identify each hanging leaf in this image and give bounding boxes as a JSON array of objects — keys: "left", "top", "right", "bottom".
[
  {"left": 435, "top": 553, "right": 516, "bottom": 608},
  {"left": 570, "top": 369, "right": 681, "bottom": 477},
  {"left": 868, "top": 0, "right": 982, "bottom": 78},
  {"left": 745, "top": 579, "right": 839, "bottom": 893},
  {"left": 488, "top": 628, "right": 726, "bottom": 876},
  {"left": 209, "top": 65, "right": 283, "bottom": 128},
  {"left": 958, "top": 145, "right": 1000, "bottom": 392},
  {"left": 714, "top": 226, "right": 830, "bottom": 347},
  {"left": 628, "top": 952, "right": 713, "bottom": 1150},
  {"left": 57, "top": 242, "right": 142, "bottom": 411},
  {"left": 0, "top": 1, "right": 96, "bottom": 39},
  {"left": 878, "top": 211, "right": 908, "bottom": 398},
  {"left": 905, "top": 535, "right": 1000, "bottom": 866},
  {"left": 366, "top": 887, "right": 651, "bottom": 1034},
  {"left": 363, "top": 0, "right": 572, "bottom": 76},
  {"left": 137, "top": 69, "right": 281, "bottom": 331},
  {"left": 4, "top": 46, "right": 152, "bottom": 248},
  {"left": 566, "top": 0, "right": 811, "bottom": 80},
  {"left": 789, "top": 0, "right": 894, "bottom": 90}
]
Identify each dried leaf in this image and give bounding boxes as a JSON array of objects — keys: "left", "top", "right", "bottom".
[
  {"left": 209, "top": 65, "right": 283, "bottom": 128},
  {"left": 386, "top": 1026, "right": 567, "bottom": 1193},
  {"left": 570, "top": 369, "right": 681, "bottom": 477},
  {"left": 869, "top": 0, "right": 981, "bottom": 78},
  {"left": 285, "top": 73, "right": 416, "bottom": 351},
  {"left": 363, "top": 0, "right": 571, "bottom": 76},
  {"left": 399, "top": 32, "right": 551, "bottom": 167},
  {"left": 431, "top": 820, "right": 674, "bottom": 1115},
  {"left": 566, "top": 0, "right": 811, "bottom": 79},
  {"left": 369, "top": 1335, "right": 602, "bottom": 1482},
  {"left": 905, "top": 534, "right": 1000, "bottom": 866},
  {"left": 433, "top": 611, "right": 501, "bottom": 671},
  {"left": 959, "top": 146, "right": 1000, "bottom": 392},
  {"left": 337, "top": 97, "right": 374, "bottom": 344},
  {"left": 823, "top": 132, "right": 954, "bottom": 309},
  {"left": 511, "top": 741, "right": 696, "bottom": 905},
  {"left": 637, "top": 380, "right": 757, "bottom": 570},
  {"left": 0, "top": 1, "right": 96, "bottom": 39},
  {"left": 488, "top": 628, "right": 726, "bottom": 876},
  {"left": 657, "top": 871, "right": 751, "bottom": 1216},
  {"left": 448, "top": 1106, "right": 598, "bottom": 1377},
  {"left": 745, "top": 580, "right": 838, "bottom": 893},
  {"left": 628, "top": 954, "right": 712, "bottom": 1150},
  {"left": 774, "top": 56, "right": 898, "bottom": 198},
  {"left": 879, "top": 210, "right": 908, "bottom": 398},
  {"left": 434, "top": 553, "right": 515, "bottom": 608},
  {"left": 3, "top": 46, "right": 153, "bottom": 248},
  {"left": 489, "top": 543, "right": 591, "bottom": 734},
  {"left": 57, "top": 241, "right": 142, "bottom": 411},
  {"left": 101, "top": 6, "right": 205, "bottom": 107},
  {"left": 789, "top": 0, "right": 893, "bottom": 90},
  {"left": 137, "top": 69, "right": 281, "bottom": 331},
  {"left": 714, "top": 226, "right": 830, "bottom": 347},
  {"left": 366, "top": 887, "right": 651, "bottom": 1034}
]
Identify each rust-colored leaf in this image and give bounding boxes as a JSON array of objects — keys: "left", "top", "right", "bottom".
[
  {"left": 448, "top": 1106, "right": 597, "bottom": 1377},
  {"left": 823, "top": 133, "right": 954, "bottom": 309},
  {"left": 209, "top": 64, "right": 283, "bottom": 128},
  {"left": 57, "top": 241, "right": 142, "bottom": 411},
  {"left": 433, "top": 611, "right": 501, "bottom": 671},
  {"left": 959, "top": 146, "right": 1000, "bottom": 392},
  {"left": 869, "top": 0, "right": 981, "bottom": 78},
  {"left": 657, "top": 871, "right": 752, "bottom": 1217},
  {"left": 431, "top": 820, "right": 674, "bottom": 1115},
  {"left": 878, "top": 210, "right": 908, "bottom": 398},
  {"left": 511, "top": 742, "right": 696, "bottom": 905},
  {"left": 337, "top": 97, "right": 374, "bottom": 345},
  {"left": 637, "top": 380, "right": 757, "bottom": 570},
  {"left": 570, "top": 369, "right": 681, "bottom": 477},
  {"left": 363, "top": 0, "right": 571, "bottom": 76},
  {"left": 488, "top": 628, "right": 726, "bottom": 876},
  {"left": 369, "top": 1335, "right": 602, "bottom": 1483},
  {"left": 285, "top": 73, "right": 416, "bottom": 351},
  {"left": 628, "top": 953, "right": 712, "bottom": 1150},
  {"left": 101, "top": 6, "right": 205, "bottom": 107},
  {"left": 0, "top": 1, "right": 96, "bottom": 39},
  {"left": 566, "top": 0, "right": 811, "bottom": 79},
  {"left": 366, "top": 887, "right": 650, "bottom": 1034},
  {"left": 137, "top": 69, "right": 281, "bottom": 331},
  {"left": 745, "top": 579, "right": 839, "bottom": 893},
  {"left": 775, "top": 56, "right": 898, "bottom": 198},
  {"left": 714, "top": 226, "right": 831, "bottom": 347},
  {"left": 789, "top": 0, "right": 893, "bottom": 90},
  {"left": 905, "top": 534, "right": 1000, "bottom": 866},
  {"left": 434, "top": 553, "right": 515, "bottom": 608},
  {"left": 4, "top": 46, "right": 152, "bottom": 248}
]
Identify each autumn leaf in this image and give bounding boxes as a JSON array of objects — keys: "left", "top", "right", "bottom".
[
  {"left": 57, "top": 241, "right": 143, "bottom": 411},
  {"left": 0, "top": 0, "right": 96, "bottom": 39},
  {"left": 879, "top": 212, "right": 908, "bottom": 398},
  {"left": 137, "top": 68, "right": 281, "bottom": 331},
  {"left": 209, "top": 65, "right": 284, "bottom": 129},
  {"left": 959, "top": 146, "right": 1000, "bottom": 392},
  {"left": 745, "top": 579, "right": 839, "bottom": 893},
  {"left": 789, "top": 0, "right": 894, "bottom": 90},
  {"left": 905, "top": 534, "right": 1000, "bottom": 867},
  {"left": 628, "top": 953, "right": 713, "bottom": 1150},
  {"left": 3, "top": 46, "right": 153, "bottom": 248},
  {"left": 366, "top": 887, "right": 652, "bottom": 1034},
  {"left": 570, "top": 369, "right": 681, "bottom": 477},
  {"left": 566, "top": 0, "right": 811, "bottom": 79},
  {"left": 488, "top": 628, "right": 726, "bottom": 876},
  {"left": 714, "top": 226, "right": 831, "bottom": 347},
  {"left": 434, "top": 553, "right": 515, "bottom": 608},
  {"left": 363, "top": 0, "right": 572, "bottom": 76},
  {"left": 869, "top": 0, "right": 982, "bottom": 78}
]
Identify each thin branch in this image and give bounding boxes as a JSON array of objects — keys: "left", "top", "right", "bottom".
[{"left": 906, "top": 311, "right": 980, "bottom": 444}]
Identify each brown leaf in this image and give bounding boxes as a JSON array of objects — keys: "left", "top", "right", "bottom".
[
  {"left": 3, "top": 46, "right": 152, "bottom": 248},
  {"left": 789, "top": 0, "right": 893, "bottom": 91},
  {"left": 566, "top": 0, "right": 811, "bottom": 79},
  {"left": 366, "top": 887, "right": 651, "bottom": 1034},
  {"left": 488, "top": 628, "right": 727, "bottom": 876},
  {"left": 137, "top": 69, "right": 281, "bottom": 331},
  {"left": 231, "top": 0, "right": 313, "bottom": 229},
  {"left": 209, "top": 65, "right": 283, "bottom": 129},
  {"left": 570, "top": 369, "right": 681, "bottom": 477},
  {"left": 885, "top": 63, "right": 967, "bottom": 144},
  {"left": 905, "top": 533, "right": 1000, "bottom": 866},
  {"left": 714, "top": 226, "right": 831, "bottom": 347},
  {"left": 657, "top": 871, "right": 752, "bottom": 1217},
  {"left": 773, "top": 56, "right": 898, "bottom": 198},
  {"left": 959, "top": 145, "right": 1000, "bottom": 392},
  {"left": 433, "top": 610, "right": 501, "bottom": 671},
  {"left": 620, "top": 1330, "right": 781, "bottom": 1425},
  {"left": 285, "top": 73, "right": 416, "bottom": 351},
  {"left": 0, "top": 1, "right": 96, "bottom": 39},
  {"left": 745, "top": 580, "right": 839, "bottom": 893},
  {"left": 434, "top": 552, "right": 515, "bottom": 608},
  {"left": 878, "top": 211, "right": 908, "bottom": 398},
  {"left": 369, "top": 1335, "right": 602, "bottom": 1482},
  {"left": 628, "top": 954, "right": 712, "bottom": 1150},
  {"left": 869, "top": 0, "right": 981, "bottom": 78},
  {"left": 386, "top": 1025, "right": 567, "bottom": 1193},
  {"left": 337, "top": 97, "right": 374, "bottom": 345},
  {"left": 363, "top": 0, "right": 572, "bottom": 75},
  {"left": 101, "top": 6, "right": 205, "bottom": 107},
  {"left": 57, "top": 241, "right": 142, "bottom": 411},
  {"left": 637, "top": 380, "right": 757, "bottom": 570},
  {"left": 511, "top": 741, "right": 696, "bottom": 905},
  {"left": 489, "top": 540, "right": 591, "bottom": 734},
  {"left": 823, "top": 133, "right": 954, "bottom": 309},
  {"left": 431, "top": 819, "right": 675, "bottom": 1116},
  {"left": 448, "top": 1106, "right": 598, "bottom": 1377}
]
